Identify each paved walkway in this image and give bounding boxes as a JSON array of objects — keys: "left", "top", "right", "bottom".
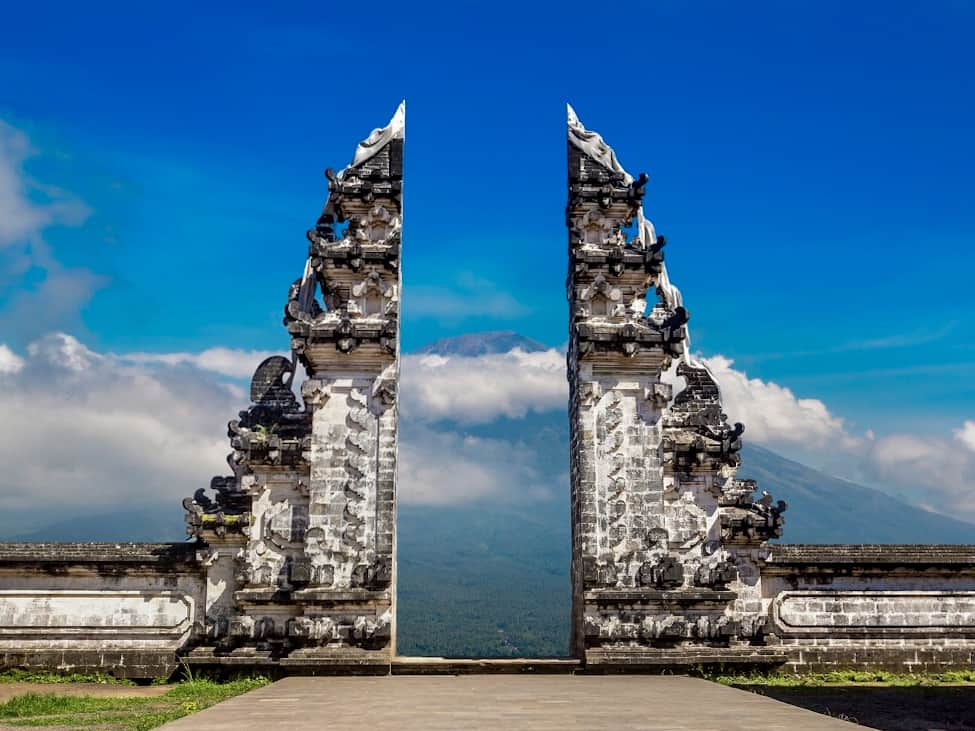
[{"left": 159, "top": 675, "right": 863, "bottom": 730}]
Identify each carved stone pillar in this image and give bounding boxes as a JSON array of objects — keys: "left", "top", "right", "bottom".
[
  {"left": 566, "top": 105, "right": 785, "bottom": 669},
  {"left": 184, "top": 103, "right": 403, "bottom": 671}
]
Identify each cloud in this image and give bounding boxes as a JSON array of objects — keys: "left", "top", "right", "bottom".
[
  {"left": 0, "top": 120, "right": 92, "bottom": 248},
  {"left": 0, "top": 120, "right": 100, "bottom": 340},
  {"left": 121, "top": 347, "right": 279, "bottom": 379},
  {"left": 0, "top": 334, "right": 234, "bottom": 533},
  {"left": 957, "top": 421, "right": 975, "bottom": 453},
  {"left": 0, "top": 331, "right": 972, "bottom": 529},
  {"left": 699, "top": 354, "right": 859, "bottom": 450},
  {"left": 1, "top": 267, "right": 108, "bottom": 340},
  {"left": 400, "top": 348, "right": 567, "bottom": 424},
  {"left": 0, "top": 122, "right": 46, "bottom": 247},
  {"left": 399, "top": 424, "right": 559, "bottom": 505},
  {"left": 399, "top": 345, "right": 855, "bottom": 450},
  {"left": 862, "top": 430, "right": 975, "bottom": 518},
  {"left": 0, "top": 333, "right": 564, "bottom": 532},
  {"left": 743, "top": 322, "right": 959, "bottom": 363},
  {"left": 694, "top": 355, "right": 975, "bottom": 520},
  {"left": 399, "top": 345, "right": 975, "bottom": 521},
  {"left": 0, "top": 345, "right": 24, "bottom": 374}
]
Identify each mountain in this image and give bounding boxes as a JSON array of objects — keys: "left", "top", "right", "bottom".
[
  {"left": 739, "top": 444, "right": 975, "bottom": 544},
  {"left": 397, "top": 501, "right": 570, "bottom": 657},
  {"left": 413, "top": 331, "right": 548, "bottom": 356}
]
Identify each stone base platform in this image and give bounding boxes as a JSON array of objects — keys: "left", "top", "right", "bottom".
[
  {"left": 584, "top": 646, "right": 788, "bottom": 671},
  {"left": 157, "top": 675, "right": 862, "bottom": 730},
  {"left": 181, "top": 651, "right": 786, "bottom": 676},
  {"left": 391, "top": 657, "right": 581, "bottom": 674}
]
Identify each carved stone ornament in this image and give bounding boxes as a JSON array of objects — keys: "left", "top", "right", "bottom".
[{"left": 301, "top": 379, "right": 331, "bottom": 409}]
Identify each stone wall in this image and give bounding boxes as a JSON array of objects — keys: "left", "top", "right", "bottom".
[
  {"left": 0, "top": 543, "right": 204, "bottom": 679},
  {"left": 763, "top": 545, "right": 975, "bottom": 671}
]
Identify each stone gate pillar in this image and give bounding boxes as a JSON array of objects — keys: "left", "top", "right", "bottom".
[
  {"left": 184, "top": 102, "right": 404, "bottom": 671},
  {"left": 566, "top": 105, "right": 786, "bottom": 668}
]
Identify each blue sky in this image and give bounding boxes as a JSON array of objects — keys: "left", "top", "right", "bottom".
[{"left": 1, "top": 0, "right": 973, "bottom": 443}]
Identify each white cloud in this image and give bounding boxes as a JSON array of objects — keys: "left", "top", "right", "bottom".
[
  {"left": 0, "top": 334, "right": 234, "bottom": 533},
  {"left": 956, "top": 421, "right": 975, "bottom": 453},
  {"left": 0, "top": 120, "right": 99, "bottom": 340},
  {"left": 399, "top": 425, "right": 559, "bottom": 505},
  {"left": 0, "top": 122, "right": 46, "bottom": 247},
  {"left": 862, "top": 431, "right": 975, "bottom": 519},
  {"left": 0, "top": 334, "right": 564, "bottom": 532},
  {"left": 700, "top": 354, "right": 859, "bottom": 450},
  {"left": 0, "top": 120, "right": 91, "bottom": 248},
  {"left": 0, "top": 331, "right": 972, "bottom": 530},
  {"left": 400, "top": 348, "right": 567, "bottom": 424},
  {"left": 398, "top": 345, "right": 857, "bottom": 450},
  {"left": 121, "top": 347, "right": 279, "bottom": 379},
  {"left": 0, "top": 345, "right": 24, "bottom": 374}
]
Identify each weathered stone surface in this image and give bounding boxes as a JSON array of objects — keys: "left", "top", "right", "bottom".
[
  {"left": 181, "top": 102, "right": 405, "bottom": 669},
  {"left": 566, "top": 105, "right": 785, "bottom": 664},
  {"left": 564, "top": 104, "right": 975, "bottom": 672},
  {"left": 0, "top": 542, "right": 204, "bottom": 678}
]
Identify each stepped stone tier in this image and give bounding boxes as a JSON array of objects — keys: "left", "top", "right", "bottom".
[{"left": 0, "top": 102, "right": 972, "bottom": 677}]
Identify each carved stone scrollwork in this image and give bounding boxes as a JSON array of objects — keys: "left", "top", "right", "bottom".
[
  {"left": 638, "top": 556, "right": 685, "bottom": 589},
  {"left": 577, "top": 381, "right": 600, "bottom": 408},
  {"left": 646, "top": 382, "right": 673, "bottom": 409},
  {"left": 353, "top": 204, "right": 402, "bottom": 246},
  {"left": 301, "top": 379, "right": 331, "bottom": 409},
  {"left": 187, "top": 104, "right": 402, "bottom": 664},
  {"left": 288, "top": 617, "right": 337, "bottom": 642},
  {"left": 372, "top": 378, "right": 397, "bottom": 408},
  {"left": 583, "top": 556, "right": 619, "bottom": 587},
  {"left": 695, "top": 560, "right": 738, "bottom": 589},
  {"left": 573, "top": 210, "right": 623, "bottom": 247}
]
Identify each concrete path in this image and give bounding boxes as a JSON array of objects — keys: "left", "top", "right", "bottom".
[{"left": 159, "top": 675, "right": 864, "bottom": 730}]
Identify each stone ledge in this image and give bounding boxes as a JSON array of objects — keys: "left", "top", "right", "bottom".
[
  {"left": 768, "top": 544, "right": 975, "bottom": 567},
  {"left": 585, "top": 589, "right": 737, "bottom": 605},
  {"left": 0, "top": 542, "right": 199, "bottom": 566},
  {"left": 292, "top": 588, "right": 392, "bottom": 603},
  {"left": 1, "top": 649, "right": 180, "bottom": 679},
  {"left": 234, "top": 588, "right": 391, "bottom": 604},
  {"left": 583, "top": 647, "right": 787, "bottom": 670},
  {"left": 391, "top": 657, "right": 580, "bottom": 675}
]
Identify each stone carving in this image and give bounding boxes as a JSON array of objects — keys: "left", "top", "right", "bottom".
[
  {"left": 182, "top": 102, "right": 403, "bottom": 667},
  {"left": 567, "top": 104, "right": 787, "bottom": 666}
]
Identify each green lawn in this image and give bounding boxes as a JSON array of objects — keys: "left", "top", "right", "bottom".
[
  {"left": 0, "top": 677, "right": 269, "bottom": 730},
  {"left": 707, "top": 669, "right": 975, "bottom": 687},
  {"left": 0, "top": 670, "right": 136, "bottom": 686}
]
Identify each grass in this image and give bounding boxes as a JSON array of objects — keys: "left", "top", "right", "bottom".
[
  {"left": 706, "top": 669, "right": 975, "bottom": 687},
  {"left": 0, "top": 669, "right": 135, "bottom": 686},
  {"left": 0, "top": 677, "right": 269, "bottom": 730}
]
